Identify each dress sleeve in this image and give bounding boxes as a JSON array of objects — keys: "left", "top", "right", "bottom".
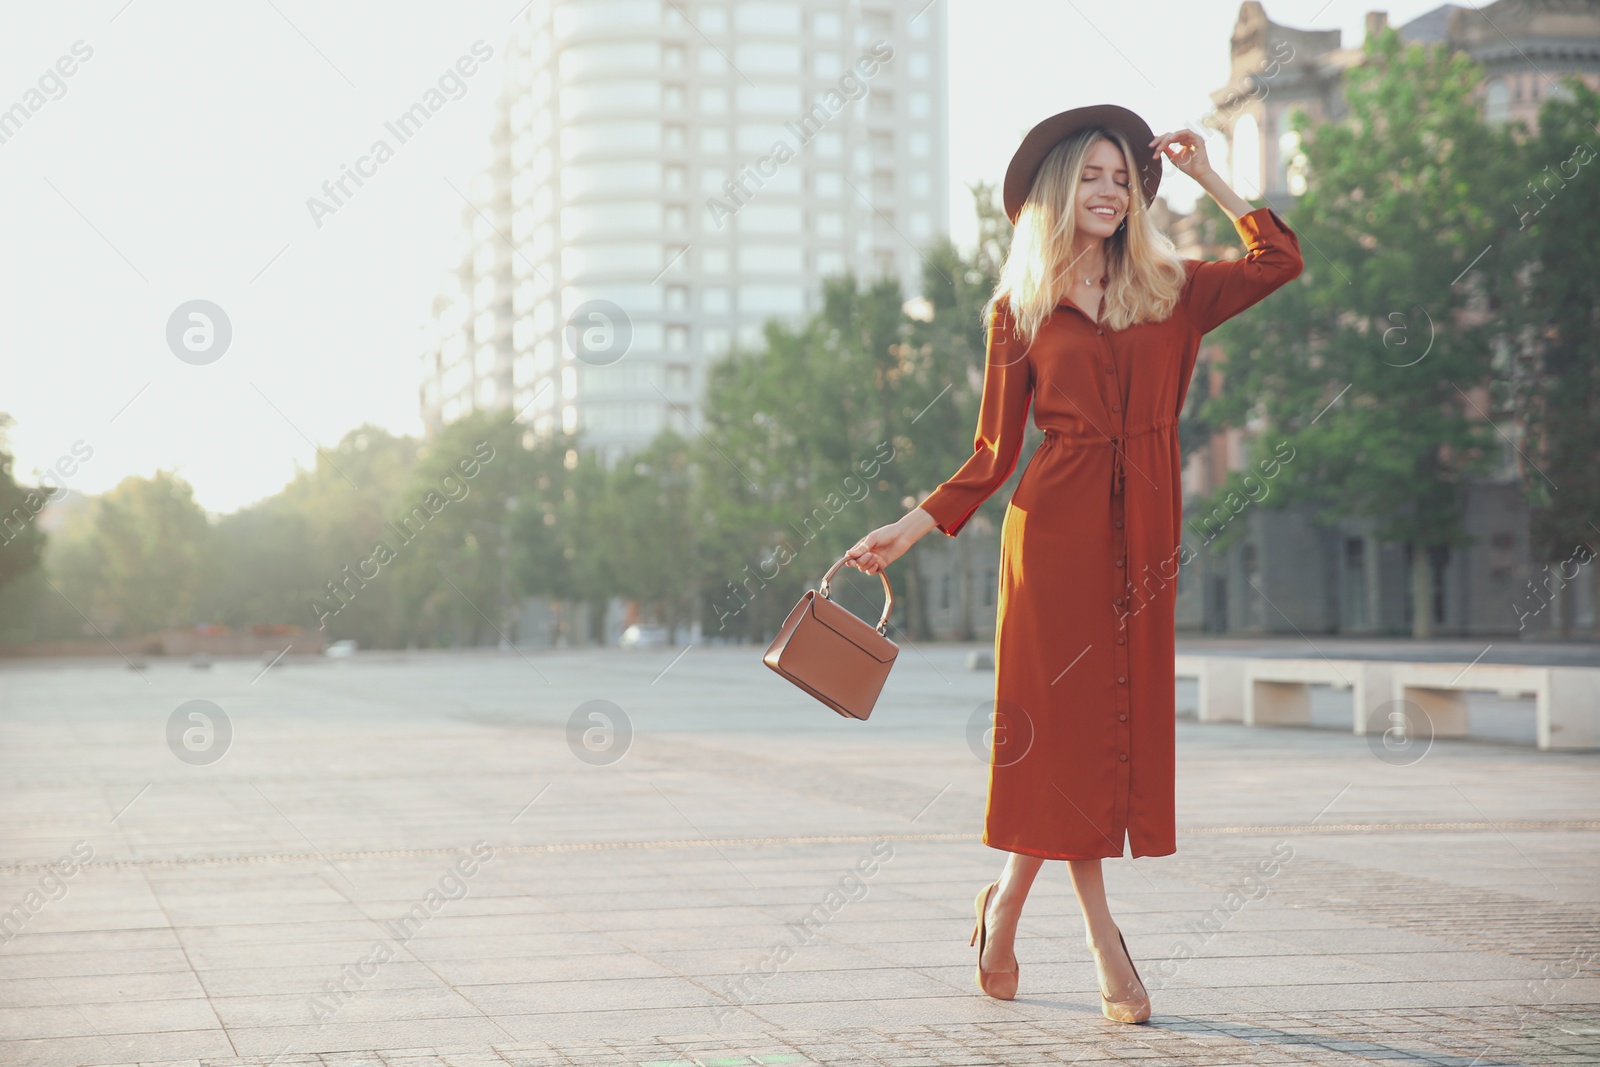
[
  {"left": 916, "top": 299, "right": 1033, "bottom": 538},
  {"left": 1185, "top": 205, "right": 1304, "bottom": 336}
]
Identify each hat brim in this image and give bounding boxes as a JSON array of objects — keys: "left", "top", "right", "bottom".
[{"left": 1003, "top": 104, "right": 1161, "bottom": 224}]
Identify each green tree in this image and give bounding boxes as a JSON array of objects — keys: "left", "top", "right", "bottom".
[
  {"left": 0, "top": 415, "right": 48, "bottom": 642},
  {"left": 590, "top": 431, "right": 698, "bottom": 641},
  {"left": 238, "top": 424, "right": 420, "bottom": 647},
  {"left": 696, "top": 272, "right": 916, "bottom": 640},
  {"left": 693, "top": 183, "right": 1016, "bottom": 642},
  {"left": 508, "top": 432, "right": 594, "bottom": 644},
  {"left": 898, "top": 180, "right": 1011, "bottom": 638},
  {"left": 1504, "top": 77, "right": 1600, "bottom": 637},
  {"left": 79, "top": 471, "right": 212, "bottom": 638},
  {"left": 388, "top": 412, "right": 522, "bottom": 647},
  {"left": 1196, "top": 26, "right": 1523, "bottom": 637}
]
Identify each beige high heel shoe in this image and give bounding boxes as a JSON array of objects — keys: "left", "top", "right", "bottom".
[
  {"left": 970, "top": 880, "right": 1019, "bottom": 1000},
  {"left": 1093, "top": 926, "right": 1150, "bottom": 1023}
]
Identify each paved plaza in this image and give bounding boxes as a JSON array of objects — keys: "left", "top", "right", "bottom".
[{"left": 0, "top": 641, "right": 1596, "bottom": 1066}]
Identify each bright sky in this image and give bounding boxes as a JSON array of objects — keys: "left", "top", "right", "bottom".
[{"left": 1, "top": 0, "right": 1465, "bottom": 514}]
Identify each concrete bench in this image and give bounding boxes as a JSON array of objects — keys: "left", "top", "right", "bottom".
[
  {"left": 1391, "top": 663, "right": 1600, "bottom": 751},
  {"left": 1174, "top": 654, "right": 1245, "bottom": 723},
  {"left": 1242, "top": 658, "right": 1394, "bottom": 732}
]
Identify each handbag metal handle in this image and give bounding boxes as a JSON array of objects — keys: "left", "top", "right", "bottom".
[{"left": 818, "top": 555, "right": 894, "bottom": 636}]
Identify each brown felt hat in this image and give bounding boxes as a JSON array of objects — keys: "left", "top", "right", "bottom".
[{"left": 1003, "top": 104, "right": 1162, "bottom": 224}]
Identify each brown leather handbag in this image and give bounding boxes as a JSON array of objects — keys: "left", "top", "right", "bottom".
[{"left": 763, "top": 555, "right": 899, "bottom": 720}]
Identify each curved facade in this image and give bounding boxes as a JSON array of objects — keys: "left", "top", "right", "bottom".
[{"left": 423, "top": 0, "right": 950, "bottom": 466}]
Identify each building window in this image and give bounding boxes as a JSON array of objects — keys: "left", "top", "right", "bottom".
[
  {"left": 734, "top": 3, "right": 799, "bottom": 32},
  {"left": 1343, "top": 537, "right": 1367, "bottom": 628},
  {"left": 740, "top": 244, "right": 803, "bottom": 271},
  {"left": 1281, "top": 130, "right": 1309, "bottom": 197},
  {"left": 1430, "top": 547, "right": 1449, "bottom": 624},
  {"left": 1230, "top": 114, "right": 1261, "bottom": 199},
  {"left": 1485, "top": 78, "right": 1511, "bottom": 123},
  {"left": 1490, "top": 532, "right": 1515, "bottom": 584}
]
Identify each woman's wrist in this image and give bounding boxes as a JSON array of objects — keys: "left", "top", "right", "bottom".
[{"left": 901, "top": 507, "right": 937, "bottom": 538}]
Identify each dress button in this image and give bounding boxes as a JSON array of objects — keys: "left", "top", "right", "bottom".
[
  {"left": 1096, "top": 329, "right": 1103, "bottom": 335},
  {"left": 1114, "top": 520, "right": 1123, "bottom": 528},
  {"left": 1111, "top": 404, "right": 1120, "bottom": 413},
  {"left": 1105, "top": 365, "right": 1114, "bottom": 373},
  {"left": 1119, "top": 753, "right": 1128, "bottom": 761},
  {"left": 1113, "top": 597, "right": 1123, "bottom": 606},
  {"left": 1116, "top": 558, "right": 1125, "bottom": 567},
  {"left": 1117, "top": 675, "right": 1127, "bottom": 684},
  {"left": 1116, "top": 636, "right": 1125, "bottom": 645},
  {"left": 1118, "top": 713, "right": 1127, "bottom": 721}
]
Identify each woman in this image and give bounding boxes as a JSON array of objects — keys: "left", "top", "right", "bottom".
[{"left": 844, "top": 104, "right": 1303, "bottom": 1023}]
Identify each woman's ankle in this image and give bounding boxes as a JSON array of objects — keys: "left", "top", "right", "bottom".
[{"left": 1083, "top": 918, "right": 1121, "bottom": 948}]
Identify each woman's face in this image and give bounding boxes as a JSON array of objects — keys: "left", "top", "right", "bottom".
[{"left": 1074, "top": 137, "right": 1131, "bottom": 241}]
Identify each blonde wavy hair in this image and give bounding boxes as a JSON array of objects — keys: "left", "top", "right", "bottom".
[{"left": 989, "top": 126, "right": 1188, "bottom": 344}]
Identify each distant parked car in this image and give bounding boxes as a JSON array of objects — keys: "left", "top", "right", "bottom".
[
  {"left": 619, "top": 625, "right": 669, "bottom": 650},
  {"left": 326, "top": 639, "right": 358, "bottom": 658}
]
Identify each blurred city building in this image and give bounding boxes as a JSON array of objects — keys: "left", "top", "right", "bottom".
[{"left": 419, "top": 0, "right": 950, "bottom": 469}]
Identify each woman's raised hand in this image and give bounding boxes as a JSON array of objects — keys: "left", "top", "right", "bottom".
[{"left": 1148, "top": 128, "right": 1214, "bottom": 180}]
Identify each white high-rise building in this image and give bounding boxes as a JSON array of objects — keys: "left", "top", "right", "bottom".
[{"left": 420, "top": 0, "right": 949, "bottom": 462}]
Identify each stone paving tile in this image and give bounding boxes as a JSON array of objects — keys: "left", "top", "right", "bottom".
[
  {"left": 0, "top": 969, "right": 206, "bottom": 1007},
  {"left": 196, "top": 961, "right": 450, "bottom": 999}
]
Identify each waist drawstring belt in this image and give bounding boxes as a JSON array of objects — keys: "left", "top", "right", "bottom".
[{"left": 1041, "top": 422, "right": 1173, "bottom": 497}]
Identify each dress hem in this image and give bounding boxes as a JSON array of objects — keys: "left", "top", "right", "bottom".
[{"left": 983, "top": 834, "right": 1176, "bottom": 861}]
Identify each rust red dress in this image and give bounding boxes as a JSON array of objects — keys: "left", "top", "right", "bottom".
[{"left": 917, "top": 206, "right": 1303, "bottom": 860}]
